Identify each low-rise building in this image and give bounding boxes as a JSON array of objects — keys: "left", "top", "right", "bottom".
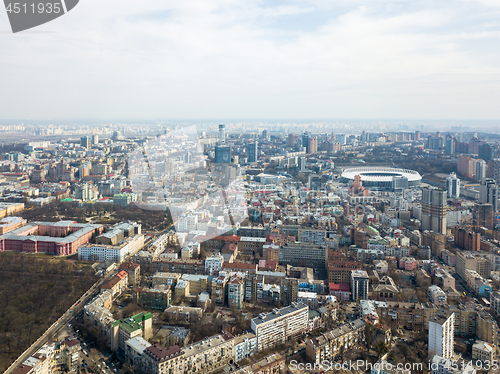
[
  {"left": 472, "top": 340, "right": 495, "bottom": 363},
  {"left": 428, "top": 285, "right": 448, "bottom": 306}
]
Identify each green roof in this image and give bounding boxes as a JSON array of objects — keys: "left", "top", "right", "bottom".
[{"left": 111, "top": 312, "right": 152, "bottom": 333}]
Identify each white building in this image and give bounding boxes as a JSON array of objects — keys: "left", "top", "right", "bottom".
[
  {"left": 428, "top": 285, "right": 448, "bottom": 306},
  {"left": 78, "top": 234, "right": 144, "bottom": 262},
  {"left": 234, "top": 333, "right": 258, "bottom": 362},
  {"left": 251, "top": 302, "right": 309, "bottom": 351},
  {"left": 176, "top": 213, "right": 198, "bottom": 232},
  {"left": 446, "top": 173, "right": 460, "bottom": 199},
  {"left": 205, "top": 253, "right": 224, "bottom": 275},
  {"left": 429, "top": 311, "right": 455, "bottom": 360}
]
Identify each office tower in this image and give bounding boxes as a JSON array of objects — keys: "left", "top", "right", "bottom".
[
  {"left": 444, "top": 136, "right": 455, "bottom": 155},
  {"left": 478, "top": 143, "right": 494, "bottom": 162},
  {"left": 298, "top": 157, "right": 306, "bottom": 171},
  {"left": 392, "top": 175, "right": 409, "bottom": 192},
  {"left": 421, "top": 188, "right": 447, "bottom": 234},
  {"left": 414, "top": 131, "right": 421, "bottom": 141},
  {"left": 184, "top": 150, "right": 192, "bottom": 164},
  {"left": 307, "top": 137, "right": 318, "bottom": 154},
  {"left": 219, "top": 124, "right": 226, "bottom": 143},
  {"left": 428, "top": 311, "right": 455, "bottom": 359},
  {"left": 446, "top": 173, "right": 460, "bottom": 198},
  {"left": 302, "top": 132, "right": 310, "bottom": 153},
  {"left": 474, "top": 203, "right": 494, "bottom": 230},
  {"left": 308, "top": 174, "right": 322, "bottom": 191},
  {"left": 351, "top": 269, "right": 369, "bottom": 301},
  {"left": 80, "top": 136, "right": 91, "bottom": 149},
  {"left": 215, "top": 145, "right": 231, "bottom": 163},
  {"left": 479, "top": 178, "right": 498, "bottom": 211},
  {"left": 248, "top": 140, "right": 258, "bottom": 163},
  {"left": 92, "top": 134, "right": 99, "bottom": 146},
  {"left": 476, "top": 160, "right": 487, "bottom": 182}
]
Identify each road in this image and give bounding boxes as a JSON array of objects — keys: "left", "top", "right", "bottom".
[
  {"left": 4, "top": 279, "right": 103, "bottom": 374},
  {"left": 4, "top": 235, "right": 156, "bottom": 374}
]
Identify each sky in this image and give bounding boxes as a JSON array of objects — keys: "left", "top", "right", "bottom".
[{"left": 1, "top": 0, "right": 500, "bottom": 120}]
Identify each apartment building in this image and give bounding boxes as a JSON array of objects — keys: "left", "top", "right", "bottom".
[
  {"left": 151, "top": 259, "right": 204, "bottom": 274},
  {"left": 351, "top": 269, "right": 369, "bottom": 301},
  {"left": 152, "top": 272, "right": 182, "bottom": 287},
  {"left": 305, "top": 319, "right": 366, "bottom": 365},
  {"left": 328, "top": 261, "right": 361, "bottom": 283},
  {"left": 251, "top": 302, "right": 309, "bottom": 351},
  {"left": 490, "top": 291, "right": 500, "bottom": 317},
  {"left": 429, "top": 311, "right": 455, "bottom": 360},
  {"left": 239, "top": 236, "right": 266, "bottom": 256},
  {"left": 377, "top": 302, "right": 437, "bottom": 331},
  {"left": 135, "top": 286, "right": 172, "bottom": 310},
  {"left": 110, "top": 312, "right": 153, "bottom": 351},
  {"left": 119, "top": 262, "right": 141, "bottom": 286},
  {"left": 228, "top": 276, "right": 244, "bottom": 309},
  {"left": 101, "top": 270, "right": 128, "bottom": 297},
  {"left": 472, "top": 340, "right": 495, "bottom": 362},
  {"left": 456, "top": 251, "right": 491, "bottom": 280},
  {"left": 428, "top": 285, "right": 448, "bottom": 306},
  {"left": 234, "top": 333, "right": 257, "bottom": 362}
]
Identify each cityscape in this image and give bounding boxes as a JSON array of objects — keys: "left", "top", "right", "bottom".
[
  {"left": 1, "top": 123, "right": 500, "bottom": 374},
  {"left": 2, "top": 0, "right": 500, "bottom": 373}
]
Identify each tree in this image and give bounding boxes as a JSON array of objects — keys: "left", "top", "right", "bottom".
[{"left": 374, "top": 341, "right": 388, "bottom": 358}]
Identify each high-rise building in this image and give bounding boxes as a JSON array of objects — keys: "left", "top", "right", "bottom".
[
  {"left": 488, "top": 158, "right": 500, "bottom": 184},
  {"left": 287, "top": 134, "right": 296, "bottom": 148},
  {"left": 478, "top": 143, "right": 494, "bottom": 161},
  {"left": 248, "top": 140, "right": 258, "bottom": 163},
  {"left": 215, "top": 145, "right": 231, "bottom": 164},
  {"left": 351, "top": 269, "right": 369, "bottom": 301},
  {"left": 92, "top": 134, "right": 99, "bottom": 146},
  {"left": 444, "top": 136, "right": 455, "bottom": 155},
  {"left": 446, "top": 173, "right": 460, "bottom": 198},
  {"left": 474, "top": 203, "right": 494, "bottom": 230},
  {"left": 428, "top": 136, "right": 444, "bottom": 150},
  {"left": 307, "top": 137, "right": 318, "bottom": 154},
  {"left": 421, "top": 188, "right": 447, "bottom": 234},
  {"left": 219, "top": 124, "right": 226, "bottom": 143},
  {"left": 476, "top": 160, "right": 487, "bottom": 182},
  {"left": 302, "top": 132, "right": 310, "bottom": 152},
  {"left": 298, "top": 157, "right": 306, "bottom": 171},
  {"left": 457, "top": 155, "right": 476, "bottom": 179},
  {"left": 469, "top": 137, "right": 482, "bottom": 155},
  {"left": 479, "top": 178, "right": 498, "bottom": 211},
  {"left": 428, "top": 310, "right": 455, "bottom": 359},
  {"left": 80, "top": 136, "right": 91, "bottom": 149}
]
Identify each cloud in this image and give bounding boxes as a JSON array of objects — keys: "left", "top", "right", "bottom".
[{"left": 0, "top": 0, "right": 500, "bottom": 119}]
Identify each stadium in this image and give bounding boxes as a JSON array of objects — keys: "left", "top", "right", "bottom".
[{"left": 340, "top": 167, "right": 422, "bottom": 189}]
